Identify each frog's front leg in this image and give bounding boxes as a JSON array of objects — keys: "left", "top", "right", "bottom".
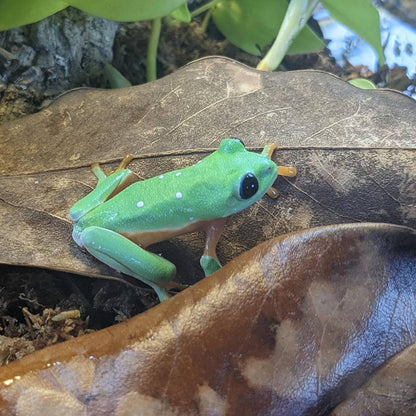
[
  {"left": 200, "top": 218, "right": 227, "bottom": 276},
  {"left": 80, "top": 226, "right": 176, "bottom": 302}
]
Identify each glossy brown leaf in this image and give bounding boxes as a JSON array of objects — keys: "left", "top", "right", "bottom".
[
  {"left": 0, "top": 223, "right": 414, "bottom": 415},
  {"left": 0, "top": 57, "right": 415, "bottom": 286},
  {"left": 330, "top": 343, "right": 416, "bottom": 415}
]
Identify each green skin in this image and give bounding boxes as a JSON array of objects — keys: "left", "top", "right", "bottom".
[{"left": 69, "top": 138, "right": 278, "bottom": 302}]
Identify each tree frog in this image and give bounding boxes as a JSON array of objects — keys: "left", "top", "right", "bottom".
[{"left": 69, "top": 138, "right": 296, "bottom": 302}]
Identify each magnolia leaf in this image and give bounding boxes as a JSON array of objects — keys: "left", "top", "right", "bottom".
[
  {"left": 0, "top": 224, "right": 415, "bottom": 414},
  {"left": 1, "top": 56, "right": 416, "bottom": 414},
  {"left": 0, "top": 57, "right": 415, "bottom": 287}
]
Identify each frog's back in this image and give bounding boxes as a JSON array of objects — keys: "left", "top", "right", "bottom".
[
  {"left": 75, "top": 162, "right": 218, "bottom": 234},
  {"left": 75, "top": 138, "right": 277, "bottom": 238}
]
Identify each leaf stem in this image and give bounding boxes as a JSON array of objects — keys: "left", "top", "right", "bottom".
[
  {"left": 191, "top": 0, "right": 221, "bottom": 17},
  {"left": 0, "top": 47, "right": 16, "bottom": 61},
  {"left": 147, "top": 17, "right": 162, "bottom": 82},
  {"left": 257, "top": 0, "right": 319, "bottom": 71},
  {"left": 200, "top": 9, "right": 212, "bottom": 33}
]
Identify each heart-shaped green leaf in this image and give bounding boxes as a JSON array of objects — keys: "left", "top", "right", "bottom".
[
  {"left": 212, "top": 0, "right": 324, "bottom": 55},
  {"left": 322, "top": 0, "right": 385, "bottom": 65}
]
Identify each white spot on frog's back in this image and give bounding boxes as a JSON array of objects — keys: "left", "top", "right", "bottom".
[
  {"left": 175, "top": 172, "right": 182, "bottom": 176},
  {"left": 176, "top": 192, "right": 183, "bottom": 199},
  {"left": 136, "top": 201, "right": 144, "bottom": 208},
  {"left": 159, "top": 175, "right": 164, "bottom": 179}
]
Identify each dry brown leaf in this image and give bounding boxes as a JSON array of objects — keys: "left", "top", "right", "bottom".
[
  {"left": 0, "top": 57, "right": 415, "bottom": 287},
  {"left": 0, "top": 224, "right": 414, "bottom": 414}
]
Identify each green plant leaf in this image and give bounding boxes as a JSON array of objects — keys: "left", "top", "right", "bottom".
[
  {"left": 0, "top": 0, "right": 188, "bottom": 31},
  {"left": 103, "top": 63, "right": 132, "bottom": 88},
  {"left": 348, "top": 78, "right": 377, "bottom": 89},
  {"left": 322, "top": 0, "right": 385, "bottom": 65},
  {"left": 0, "top": 0, "right": 67, "bottom": 31},
  {"left": 212, "top": 0, "right": 324, "bottom": 56},
  {"left": 67, "top": 0, "right": 185, "bottom": 21},
  {"left": 171, "top": 2, "right": 191, "bottom": 23},
  {"left": 287, "top": 21, "right": 324, "bottom": 55}
]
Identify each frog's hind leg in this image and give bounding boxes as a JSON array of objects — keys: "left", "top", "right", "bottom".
[
  {"left": 69, "top": 155, "right": 138, "bottom": 222},
  {"left": 92, "top": 154, "right": 135, "bottom": 182},
  {"left": 69, "top": 168, "right": 133, "bottom": 221},
  {"left": 80, "top": 226, "right": 175, "bottom": 302}
]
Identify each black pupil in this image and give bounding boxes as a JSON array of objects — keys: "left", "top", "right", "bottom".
[{"left": 240, "top": 173, "right": 259, "bottom": 199}]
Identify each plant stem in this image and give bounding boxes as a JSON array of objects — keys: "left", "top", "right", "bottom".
[
  {"left": 191, "top": 0, "right": 222, "bottom": 17},
  {"left": 0, "top": 47, "right": 16, "bottom": 61},
  {"left": 200, "top": 9, "right": 212, "bottom": 34},
  {"left": 147, "top": 18, "right": 162, "bottom": 82},
  {"left": 257, "top": 0, "right": 319, "bottom": 71}
]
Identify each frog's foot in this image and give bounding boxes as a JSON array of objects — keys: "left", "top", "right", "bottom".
[
  {"left": 278, "top": 165, "right": 297, "bottom": 177},
  {"left": 80, "top": 226, "right": 176, "bottom": 302},
  {"left": 115, "top": 154, "right": 135, "bottom": 171},
  {"left": 262, "top": 143, "right": 296, "bottom": 177},
  {"left": 91, "top": 163, "right": 107, "bottom": 182},
  {"left": 92, "top": 154, "right": 135, "bottom": 179},
  {"left": 266, "top": 165, "right": 296, "bottom": 199},
  {"left": 266, "top": 187, "right": 279, "bottom": 199},
  {"left": 261, "top": 143, "right": 297, "bottom": 199},
  {"left": 262, "top": 143, "right": 278, "bottom": 158},
  {"left": 200, "top": 255, "right": 222, "bottom": 276}
]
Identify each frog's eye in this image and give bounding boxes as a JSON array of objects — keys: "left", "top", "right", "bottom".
[
  {"left": 219, "top": 138, "right": 246, "bottom": 154},
  {"left": 239, "top": 173, "right": 259, "bottom": 199},
  {"left": 231, "top": 137, "right": 245, "bottom": 147}
]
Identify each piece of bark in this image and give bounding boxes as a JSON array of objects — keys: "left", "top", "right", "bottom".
[{"left": 0, "top": 8, "right": 119, "bottom": 121}]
